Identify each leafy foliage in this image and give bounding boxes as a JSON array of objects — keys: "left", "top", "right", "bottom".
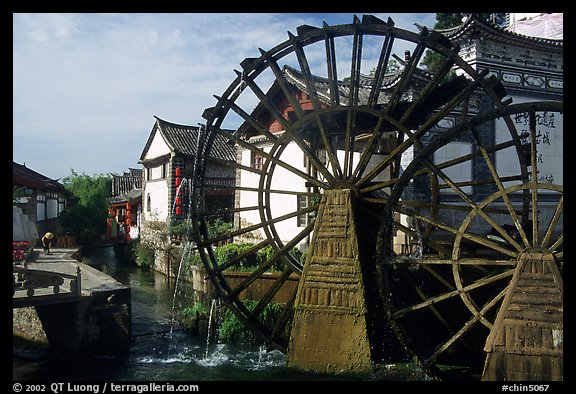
[
  {"left": 218, "top": 300, "right": 286, "bottom": 344},
  {"left": 13, "top": 186, "right": 27, "bottom": 205},
  {"left": 212, "top": 243, "right": 303, "bottom": 272},
  {"left": 215, "top": 243, "right": 259, "bottom": 270},
  {"left": 132, "top": 240, "right": 156, "bottom": 267},
  {"left": 207, "top": 218, "right": 233, "bottom": 239},
  {"left": 59, "top": 170, "right": 112, "bottom": 240}
]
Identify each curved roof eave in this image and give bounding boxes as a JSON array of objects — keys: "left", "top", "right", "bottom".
[{"left": 425, "top": 15, "right": 562, "bottom": 53}]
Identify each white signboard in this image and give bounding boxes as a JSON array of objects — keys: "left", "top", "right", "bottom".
[{"left": 495, "top": 99, "right": 562, "bottom": 189}]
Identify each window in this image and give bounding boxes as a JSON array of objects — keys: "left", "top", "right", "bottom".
[
  {"left": 251, "top": 151, "right": 264, "bottom": 170},
  {"left": 297, "top": 195, "right": 309, "bottom": 227}
]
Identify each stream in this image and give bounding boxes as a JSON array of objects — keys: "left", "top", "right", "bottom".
[{"left": 12, "top": 245, "right": 355, "bottom": 382}]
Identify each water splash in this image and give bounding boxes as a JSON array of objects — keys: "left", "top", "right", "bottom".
[
  {"left": 410, "top": 217, "right": 423, "bottom": 260},
  {"left": 205, "top": 298, "right": 220, "bottom": 358}
]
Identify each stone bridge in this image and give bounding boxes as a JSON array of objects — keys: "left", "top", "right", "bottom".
[{"left": 13, "top": 247, "right": 132, "bottom": 357}]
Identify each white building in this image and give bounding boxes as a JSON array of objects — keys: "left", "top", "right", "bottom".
[{"left": 139, "top": 117, "right": 236, "bottom": 229}]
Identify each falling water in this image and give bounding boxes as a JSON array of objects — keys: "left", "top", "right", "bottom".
[
  {"left": 258, "top": 344, "right": 266, "bottom": 364},
  {"left": 170, "top": 241, "right": 193, "bottom": 335},
  {"left": 169, "top": 175, "right": 194, "bottom": 335},
  {"left": 205, "top": 298, "right": 219, "bottom": 358},
  {"left": 411, "top": 217, "right": 423, "bottom": 260}
]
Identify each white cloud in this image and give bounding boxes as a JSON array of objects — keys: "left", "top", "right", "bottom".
[{"left": 13, "top": 12, "right": 437, "bottom": 179}]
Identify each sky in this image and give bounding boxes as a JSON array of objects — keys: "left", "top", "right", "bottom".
[{"left": 13, "top": 13, "right": 438, "bottom": 180}]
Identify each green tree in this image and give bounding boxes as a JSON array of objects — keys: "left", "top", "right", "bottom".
[
  {"left": 13, "top": 186, "right": 27, "bottom": 205},
  {"left": 59, "top": 170, "right": 112, "bottom": 241},
  {"left": 421, "top": 13, "right": 507, "bottom": 74}
]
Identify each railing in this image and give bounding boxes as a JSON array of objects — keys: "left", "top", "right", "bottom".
[{"left": 13, "top": 266, "right": 82, "bottom": 307}]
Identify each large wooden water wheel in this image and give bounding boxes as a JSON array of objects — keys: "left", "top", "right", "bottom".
[{"left": 189, "top": 14, "right": 563, "bottom": 379}]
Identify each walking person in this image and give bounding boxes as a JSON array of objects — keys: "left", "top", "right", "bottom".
[{"left": 42, "top": 232, "right": 54, "bottom": 255}]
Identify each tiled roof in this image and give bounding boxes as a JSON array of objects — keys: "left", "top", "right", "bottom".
[
  {"left": 424, "top": 14, "right": 562, "bottom": 52},
  {"left": 108, "top": 188, "right": 142, "bottom": 205},
  {"left": 237, "top": 62, "right": 432, "bottom": 137},
  {"left": 283, "top": 61, "right": 431, "bottom": 107},
  {"left": 13, "top": 161, "right": 68, "bottom": 193},
  {"left": 141, "top": 117, "right": 236, "bottom": 162},
  {"left": 111, "top": 172, "right": 142, "bottom": 197}
]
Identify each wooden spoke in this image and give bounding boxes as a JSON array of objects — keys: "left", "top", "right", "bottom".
[
  {"left": 213, "top": 95, "right": 278, "bottom": 141},
  {"left": 348, "top": 15, "right": 362, "bottom": 107},
  {"left": 393, "top": 269, "right": 514, "bottom": 319},
  {"left": 529, "top": 112, "right": 539, "bottom": 245},
  {"left": 210, "top": 126, "right": 328, "bottom": 190},
  {"left": 260, "top": 48, "right": 306, "bottom": 120},
  {"left": 248, "top": 267, "right": 294, "bottom": 321},
  {"left": 199, "top": 204, "right": 317, "bottom": 247},
  {"left": 323, "top": 23, "right": 340, "bottom": 106},
  {"left": 423, "top": 286, "right": 507, "bottom": 367},
  {"left": 227, "top": 221, "right": 315, "bottom": 299},
  {"left": 366, "top": 17, "right": 395, "bottom": 108},
  {"left": 357, "top": 70, "right": 491, "bottom": 188},
  {"left": 541, "top": 195, "right": 563, "bottom": 248}
]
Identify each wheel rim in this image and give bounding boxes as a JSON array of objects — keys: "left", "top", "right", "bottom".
[{"left": 379, "top": 103, "right": 563, "bottom": 378}]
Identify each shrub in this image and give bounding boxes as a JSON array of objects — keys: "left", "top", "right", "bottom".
[
  {"left": 133, "top": 240, "right": 155, "bottom": 268},
  {"left": 174, "top": 302, "right": 210, "bottom": 331},
  {"left": 215, "top": 243, "right": 259, "bottom": 271},
  {"left": 208, "top": 218, "right": 233, "bottom": 239},
  {"left": 256, "top": 245, "right": 303, "bottom": 271},
  {"left": 218, "top": 300, "right": 287, "bottom": 344}
]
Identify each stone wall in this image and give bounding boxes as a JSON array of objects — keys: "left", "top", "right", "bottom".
[
  {"left": 32, "top": 288, "right": 132, "bottom": 357},
  {"left": 13, "top": 307, "right": 49, "bottom": 346},
  {"left": 13, "top": 207, "right": 39, "bottom": 243}
]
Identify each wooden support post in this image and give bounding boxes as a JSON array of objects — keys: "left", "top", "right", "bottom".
[
  {"left": 482, "top": 249, "right": 563, "bottom": 381},
  {"left": 287, "top": 189, "right": 374, "bottom": 374}
]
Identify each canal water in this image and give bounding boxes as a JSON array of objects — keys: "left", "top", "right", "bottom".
[
  {"left": 14, "top": 245, "right": 394, "bottom": 382},
  {"left": 13, "top": 247, "right": 352, "bottom": 381}
]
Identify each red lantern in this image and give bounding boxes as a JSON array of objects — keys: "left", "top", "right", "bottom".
[
  {"left": 175, "top": 167, "right": 182, "bottom": 177},
  {"left": 126, "top": 218, "right": 131, "bottom": 225},
  {"left": 126, "top": 210, "right": 131, "bottom": 218},
  {"left": 176, "top": 177, "right": 181, "bottom": 186},
  {"left": 176, "top": 206, "right": 182, "bottom": 215},
  {"left": 175, "top": 197, "right": 181, "bottom": 206}
]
